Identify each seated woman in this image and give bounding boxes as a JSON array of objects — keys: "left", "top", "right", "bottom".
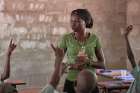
[
  {"left": 123, "top": 25, "right": 140, "bottom": 93},
  {"left": 0, "top": 39, "right": 17, "bottom": 93}
]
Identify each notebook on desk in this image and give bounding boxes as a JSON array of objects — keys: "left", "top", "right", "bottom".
[{"left": 97, "top": 69, "right": 134, "bottom": 82}]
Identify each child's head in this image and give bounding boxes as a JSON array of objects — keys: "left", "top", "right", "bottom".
[{"left": 75, "top": 69, "right": 96, "bottom": 93}]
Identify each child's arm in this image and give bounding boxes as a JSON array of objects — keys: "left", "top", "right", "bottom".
[
  {"left": 124, "top": 25, "right": 136, "bottom": 68},
  {"left": 1, "top": 39, "right": 16, "bottom": 81}
]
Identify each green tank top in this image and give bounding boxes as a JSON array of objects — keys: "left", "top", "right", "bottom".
[{"left": 58, "top": 33, "right": 101, "bottom": 81}]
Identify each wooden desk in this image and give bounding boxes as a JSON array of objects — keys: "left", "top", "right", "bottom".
[
  {"left": 96, "top": 69, "right": 134, "bottom": 93},
  {"left": 4, "top": 80, "right": 26, "bottom": 85},
  {"left": 98, "top": 80, "right": 131, "bottom": 93},
  {"left": 96, "top": 69, "right": 134, "bottom": 81}
]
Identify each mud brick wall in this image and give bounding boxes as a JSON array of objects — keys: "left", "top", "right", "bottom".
[{"left": 0, "top": 0, "right": 139, "bottom": 90}]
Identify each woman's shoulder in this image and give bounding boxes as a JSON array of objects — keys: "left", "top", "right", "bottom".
[
  {"left": 89, "top": 33, "right": 99, "bottom": 40},
  {"left": 62, "top": 32, "right": 73, "bottom": 39}
]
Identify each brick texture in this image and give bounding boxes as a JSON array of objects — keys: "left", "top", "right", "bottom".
[{"left": 0, "top": 0, "right": 139, "bottom": 90}]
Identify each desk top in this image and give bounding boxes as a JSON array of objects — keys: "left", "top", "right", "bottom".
[
  {"left": 96, "top": 69, "right": 134, "bottom": 82},
  {"left": 5, "top": 79, "right": 26, "bottom": 85}
]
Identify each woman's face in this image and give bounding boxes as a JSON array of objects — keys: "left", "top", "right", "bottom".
[{"left": 70, "top": 14, "right": 85, "bottom": 32}]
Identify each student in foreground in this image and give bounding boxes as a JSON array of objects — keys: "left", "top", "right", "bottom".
[
  {"left": 0, "top": 39, "right": 17, "bottom": 93},
  {"left": 123, "top": 25, "right": 140, "bottom": 93}
]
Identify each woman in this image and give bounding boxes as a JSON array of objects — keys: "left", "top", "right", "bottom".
[{"left": 52, "top": 9, "right": 105, "bottom": 93}]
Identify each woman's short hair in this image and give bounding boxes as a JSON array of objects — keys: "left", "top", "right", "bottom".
[{"left": 71, "top": 9, "right": 93, "bottom": 28}]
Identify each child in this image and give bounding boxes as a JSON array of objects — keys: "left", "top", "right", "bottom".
[
  {"left": 0, "top": 39, "right": 17, "bottom": 93},
  {"left": 123, "top": 25, "right": 140, "bottom": 93}
]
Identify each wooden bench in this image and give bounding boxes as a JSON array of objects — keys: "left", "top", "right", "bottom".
[{"left": 98, "top": 80, "right": 131, "bottom": 93}]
